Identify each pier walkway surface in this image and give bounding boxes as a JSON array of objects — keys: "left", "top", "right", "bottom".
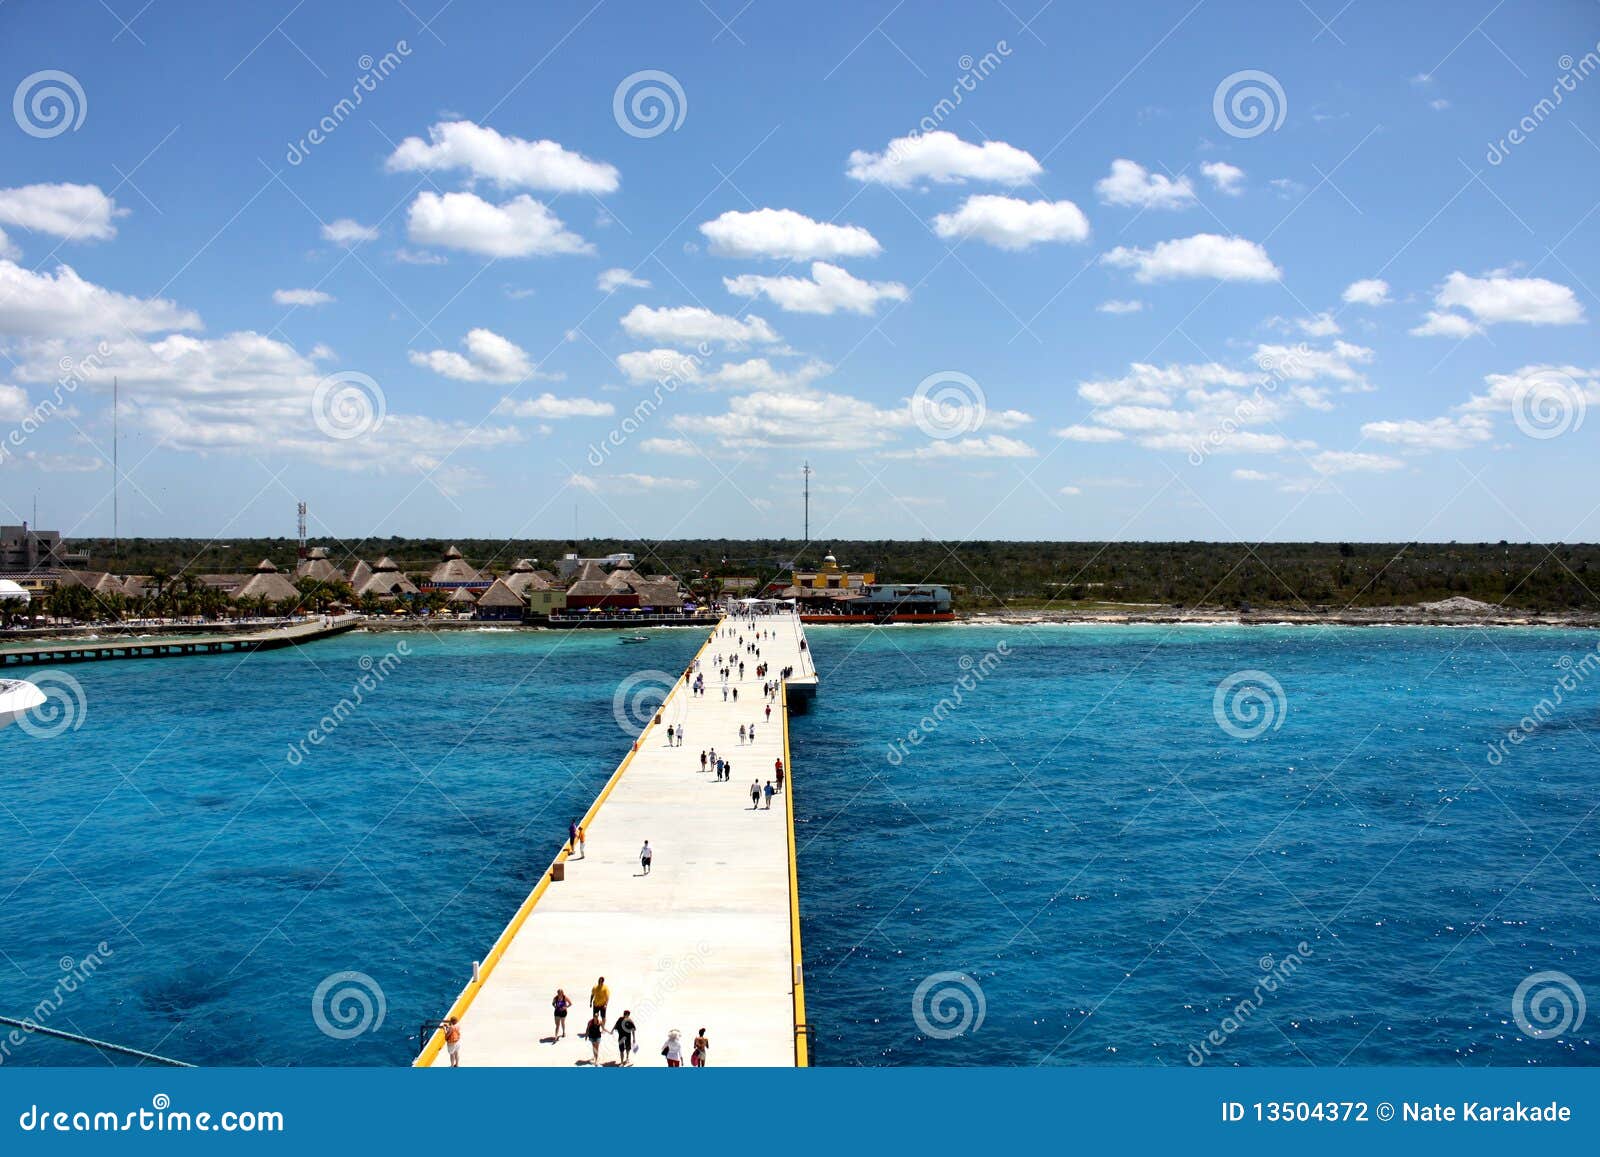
[
  {"left": 0, "top": 615, "right": 360, "bottom": 666},
  {"left": 419, "top": 612, "right": 816, "bottom": 1068}
]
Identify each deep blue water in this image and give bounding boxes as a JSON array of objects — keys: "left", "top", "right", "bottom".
[{"left": 2, "top": 624, "right": 1597, "bottom": 1067}]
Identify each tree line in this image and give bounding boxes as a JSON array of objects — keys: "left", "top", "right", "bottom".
[{"left": 61, "top": 537, "right": 1600, "bottom": 612}]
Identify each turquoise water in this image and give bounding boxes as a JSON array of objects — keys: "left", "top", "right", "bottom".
[{"left": 2, "top": 624, "right": 1597, "bottom": 1066}]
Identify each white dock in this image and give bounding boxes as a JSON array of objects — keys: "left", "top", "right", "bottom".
[{"left": 418, "top": 612, "right": 815, "bottom": 1068}]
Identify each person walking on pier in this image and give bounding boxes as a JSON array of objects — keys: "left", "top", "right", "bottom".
[
  {"left": 639, "top": 840, "right": 653, "bottom": 875},
  {"left": 700, "top": 750, "right": 708, "bottom": 773},
  {"left": 444, "top": 1017, "right": 462, "bottom": 1067},
  {"left": 775, "top": 763, "right": 784, "bottom": 792},
  {"left": 662, "top": 1028, "right": 684, "bottom": 1067},
  {"left": 552, "top": 988, "right": 572, "bottom": 1040},
  {"left": 666, "top": 724, "right": 675, "bottom": 747},
  {"left": 691, "top": 1028, "right": 710, "bottom": 1068},
  {"left": 576, "top": 824, "right": 586, "bottom": 859},
  {"left": 613, "top": 1010, "right": 638, "bottom": 1066},
  {"left": 765, "top": 703, "right": 772, "bottom": 722},
  {"left": 763, "top": 781, "right": 775, "bottom": 809},
  {"left": 590, "top": 978, "right": 610, "bottom": 1028},
  {"left": 584, "top": 1013, "right": 605, "bottom": 1066},
  {"left": 750, "top": 779, "right": 761, "bottom": 809},
  {"left": 568, "top": 820, "right": 579, "bottom": 855},
  {"left": 738, "top": 724, "right": 746, "bottom": 745}
]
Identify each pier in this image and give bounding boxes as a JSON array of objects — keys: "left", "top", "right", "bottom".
[
  {"left": 417, "top": 611, "right": 816, "bottom": 1068},
  {"left": 0, "top": 616, "right": 360, "bottom": 666}
]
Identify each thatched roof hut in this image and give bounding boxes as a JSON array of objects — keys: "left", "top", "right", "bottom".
[
  {"left": 446, "top": 586, "right": 478, "bottom": 605},
  {"left": 234, "top": 559, "right": 300, "bottom": 603},
  {"left": 356, "top": 556, "right": 418, "bottom": 599},
  {"left": 295, "top": 546, "right": 345, "bottom": 584},
  {"left": 430, "top": 544, "right": 481, "bottom": 585},
  {"left": 347, "top": 559, "right": 373, "bottom": 589},
  {"left": 474, "top": 578, "right": 525, "bottom": 620}
]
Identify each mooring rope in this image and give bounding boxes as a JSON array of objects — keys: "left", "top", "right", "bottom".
[{"left": 0, "top": 1014, "right": 193, "bottom": 1067}]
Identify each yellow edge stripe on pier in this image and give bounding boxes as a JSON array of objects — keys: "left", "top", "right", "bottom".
[
  {"left": 784, "top": 678, "right": 808, "bottom": 1067},
  {"left": 415, "top": 621, "right": 724, "bottom": 1068}
]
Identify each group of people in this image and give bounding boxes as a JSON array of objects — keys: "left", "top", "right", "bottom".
[{"left": 551, "top": 979, "right": 711, "bottom": 1067}]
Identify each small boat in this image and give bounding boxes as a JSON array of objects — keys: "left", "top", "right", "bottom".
[
  {"left": 620, "top": 635, "right": 651, "bottom": 643},
  {"left": 0, "top": 678, "right": 46, "bottom": 732}
]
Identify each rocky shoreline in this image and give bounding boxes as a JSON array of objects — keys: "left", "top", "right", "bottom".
[{"left": 958, "top": 597, "right": 1600, "bottom": 629}]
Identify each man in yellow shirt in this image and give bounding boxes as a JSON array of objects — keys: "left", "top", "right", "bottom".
[{"left": 590, "top": 977, "right": 610, "bottom": 1028}]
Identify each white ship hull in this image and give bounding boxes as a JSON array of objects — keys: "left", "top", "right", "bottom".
[{"left": 0, "top": 678, "right": 46, "bottom": 731}]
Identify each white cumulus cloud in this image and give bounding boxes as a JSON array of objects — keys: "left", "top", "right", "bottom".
[
  {"left": 930, "top": 194, "right": 1090, "bottom": 250},
  {"left": 405, "top": 191, "right": 590, "bottom": 257},
  {"left": 597, "top": 267, "right": 651, "bottom": 292},
  {"left": 0, "top": 183, "right": 125, "bottom": 241},
  {"left": 699, "top": 208, "right": 881, "bottom": 261},
  {"left": 846, "top": 130, "right": 1042, "bottom": 188},
  {"left": 385, "top": 120, "right": 619, "bottom": 193},
  {"left": 724, "top": 262, "right": 908, "bottom": 315},
  {"left": 1341, "top": 278, "right": 1391, "bottom": 306},
  {"left": 620, "top": 304, "right": 779, "bottom": 347},
  {"left": 1435, "top": 270, "right": 1583, "bottom": 326},
  {"left": 1361, "top": 414, "right": 1493, "bottom": 451},
  {"left": 273, "top": 288, "right": 334, "bottom": 307},
  {"left": 322, "top": 219, "right": 379, "bottom": 245},
  {"left": 1095, "top": 159, "right": 1195, "bottom": 210},
  {"left": 0, "top": 260, "right": 199, "bottom": 337},
  {"left": 1200, "top": 161, "right": 1245, "bottom": 195},
  {"left": 411, "top": 328, "right": 535, "bottom": 383},
  {"left": 1409, "top": 310, "right": 1480, "bottom": 338},
  {"left": 1102, "top": 233, "right": 1279, "bottom": 282},
  {"left": 493, "top": 393, "right": 615, "bottom": 419}
]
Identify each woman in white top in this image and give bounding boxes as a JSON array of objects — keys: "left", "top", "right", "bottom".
[{"left": 662, "top": 1028, "right": 684, "bottom": 1067}]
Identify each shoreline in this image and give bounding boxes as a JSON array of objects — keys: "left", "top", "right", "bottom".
[{"left": 953, "top": 607, "right": 1600, "bottom": 629}]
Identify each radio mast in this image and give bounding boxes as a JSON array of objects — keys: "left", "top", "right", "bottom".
[{"left": 802, "top": 460, "right": 811, "bottom": 544}]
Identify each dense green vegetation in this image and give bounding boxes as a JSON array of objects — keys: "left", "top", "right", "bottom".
[{"left": 65, "top": 537, "right": 1600, "bottom": 612}]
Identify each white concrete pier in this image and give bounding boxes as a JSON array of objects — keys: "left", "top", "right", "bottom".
[{"left": 418, "top": 612, "right": 814, "bottom": 1068}]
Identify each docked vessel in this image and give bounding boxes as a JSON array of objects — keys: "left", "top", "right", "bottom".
[{"left": 0, "top": 678, "right": 45, "bottom": 731}]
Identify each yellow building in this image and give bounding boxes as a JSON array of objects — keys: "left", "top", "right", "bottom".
[{"left": 790, "top": 552, "right": 874, "bottom": 591}]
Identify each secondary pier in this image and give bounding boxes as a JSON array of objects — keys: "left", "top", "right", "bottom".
[
  {"left": 417, "top": 611, "right": 816, "bottom": 1068},
  {"left": 0, "top": 616, "right": 360, "bottom": 666}
]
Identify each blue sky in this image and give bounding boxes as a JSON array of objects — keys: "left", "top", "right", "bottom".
[{"left": 0, "top": 0, "right": 1596, "bottom": 545}]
